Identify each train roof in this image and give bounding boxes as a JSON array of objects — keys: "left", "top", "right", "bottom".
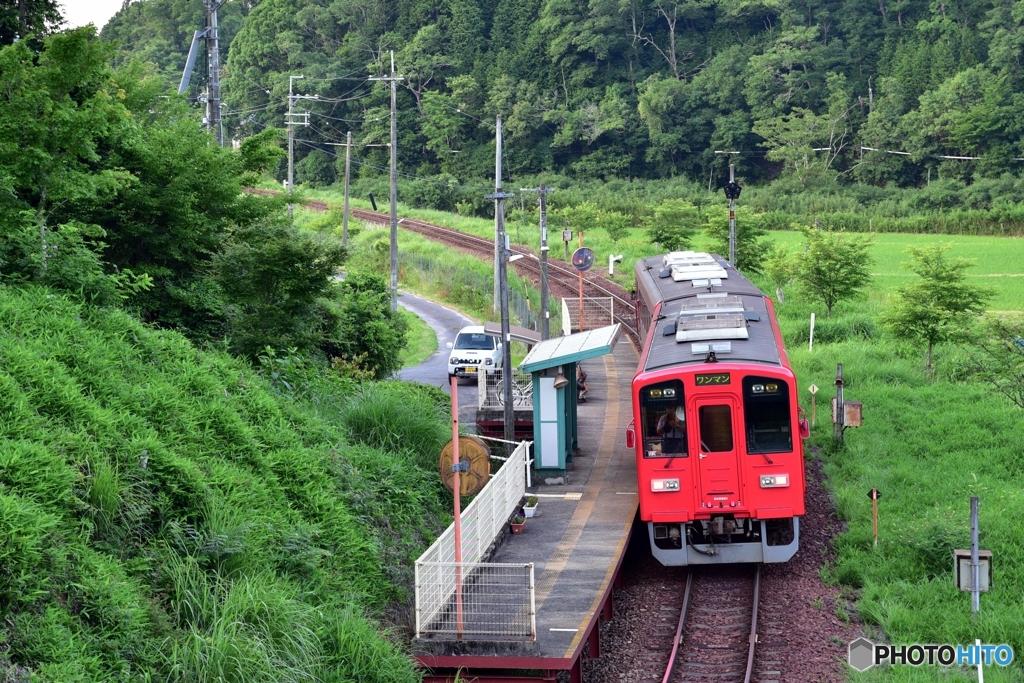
[{"left": 634, "top": 252, "right": 783, "bottom": 372}]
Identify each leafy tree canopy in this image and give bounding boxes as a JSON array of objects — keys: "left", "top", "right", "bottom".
[{"left": 795, "top": 226, "right": 874, "bottom": 316}]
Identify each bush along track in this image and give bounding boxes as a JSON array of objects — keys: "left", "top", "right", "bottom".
[{"left": 0, "top": 286, "right": 453, "bottom": 682}]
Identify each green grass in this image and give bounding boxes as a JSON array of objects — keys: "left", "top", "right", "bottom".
[
  {"left": 0, "top": 285, "right": 452, "bottom": 681},
  {"left": 771, "top": 291, "right": 1024, "bottom": 682},
  {"left": 764, "top": 231, "right": 1024, "bottom": 312},
  {"left": 398, "top": 307, "right": 437, "bottom": 368}
]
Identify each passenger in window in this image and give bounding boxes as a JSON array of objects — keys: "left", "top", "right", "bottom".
[{"left": 656, "top": 405, "right": 687, "bottom": 454}]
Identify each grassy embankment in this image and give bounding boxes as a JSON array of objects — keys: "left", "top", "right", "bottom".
[
  {"left": 0, "top": 286, "right": 454, "bottom": 682},
  {"left": 300, "top": 192, "right": 1024, "bottom": 681}
]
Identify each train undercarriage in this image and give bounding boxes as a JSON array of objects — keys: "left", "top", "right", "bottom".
[{"left": 648, "top": 516, "right": 800, "bottom": 565}]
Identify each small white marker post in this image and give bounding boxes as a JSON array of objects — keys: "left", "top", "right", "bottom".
[
  {"left": 809, "top": 312, "right": 816, "bottom": 352},
  {"left": 808, "top": 384, "right": 818, "bottom": 426},
  {"left": 977, "top": 638, "right": 984, "bottom": 683}
]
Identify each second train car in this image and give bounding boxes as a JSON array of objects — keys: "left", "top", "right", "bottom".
[{"left": 627, "top": 251, "right": 808, "bottom": 566}]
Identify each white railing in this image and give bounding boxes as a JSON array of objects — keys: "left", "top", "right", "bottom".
[
  {"left": 415, "top": 441, "right": 533, "bottom": 640},
  {"left": 415, "top": 562, "right": 536, "bottom": 641},
  {"left": 562, "top": 296, "right": 616, "bottom": 334},
  {"left": 477, "top": 367, "right": 534, "bottom": 410}
]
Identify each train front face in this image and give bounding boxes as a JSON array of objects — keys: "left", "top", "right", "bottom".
[{"left": 633, "top": 365, "right": 806, "bottom": 566}]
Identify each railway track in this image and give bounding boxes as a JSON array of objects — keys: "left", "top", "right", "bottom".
[
  {"left": 346, "top": 207, "right": 640, "bottom": 346},
  {"left": 635, "top": 565, "right": 764, "bottom": 683}
]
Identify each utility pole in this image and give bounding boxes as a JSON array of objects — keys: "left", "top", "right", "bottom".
[
  {"left": 728, "top": 164, "right": 736, "bottom": 265},
  {"left": 178, "top": 0, "right": 224, "bottom": 144},
  {"left": 492, "top": 122, "right": 503, "bottom": 315},
  {"left": 520, "top": 185, "right": 555, "bottom": 340},
  {"left": 370, "top": 52, "right": 403, "bottom": 310},
  {"left": 486, "top": 116, "right": 516, "bottom": 448},
  {"left": 205, "top": 0, "right": 222, "bottom": 145},
  {"left": 716, "top": 151, "right": 741, "bottom": 267},
  {"left": 343, "top": 131, "right": 352, "bottom": 247},
  {"left": 287, "top": 74, "right": 304, "bottom": 219}
]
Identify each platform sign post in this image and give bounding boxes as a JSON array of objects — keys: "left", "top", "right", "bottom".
[
  {"left": 867, "top": 488, "right": 881, "bottom": 546},
  {"left": 808, "top": 383, "right": 818, "bottom": 426},
  {"left": 450, "top": 375, "right": 464, "bottom": 637}
]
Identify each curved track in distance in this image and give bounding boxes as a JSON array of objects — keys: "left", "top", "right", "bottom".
[{"left": 345, "top": 207, "right": 640, "bottom": 346}]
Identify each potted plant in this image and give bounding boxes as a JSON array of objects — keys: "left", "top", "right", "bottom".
[
  {"left": 523, "top": 495, "right": 538, "bottom": 518},
  {"left": 510, "top": 514, "right": 526, "bottom": 534}
]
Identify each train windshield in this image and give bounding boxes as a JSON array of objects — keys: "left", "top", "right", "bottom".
[
  {"left": 639, "top": 380, "right": 687, "bottom": 458},
  {"left": 743, "top": 376, "right": 792, "bottom": 454}
]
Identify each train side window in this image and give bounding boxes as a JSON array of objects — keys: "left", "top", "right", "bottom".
[
  {"left": 743, "top": 376, "right": 793, "bottom": 454},
  {"left": 698, "top": 405, "right": 733, "bottom": 452},
  {"left": 639, "top": 380, "right": 687, "bottom": 458}
]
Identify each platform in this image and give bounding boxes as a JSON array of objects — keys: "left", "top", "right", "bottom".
[{"left": 414, "top": 334, "right": 639, "bottom": 682}]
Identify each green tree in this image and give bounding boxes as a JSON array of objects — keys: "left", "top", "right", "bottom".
[
  {"left": 598, "top": 210, "right": 631, "bottom": 243},
  {"left": 703, "top": 206, "right": 769, "bottom": 275},
  {"left": 329, "top": 273, "right": 409, "bottom": 380},
  {"left": 0, "top": 0, "right": 62, "bottom": 46},
  {"left": 966, "top": 317, "right": 1024, "bottom": 409},
  {"left": 645, "top": 199, "right": 698, "bottom": 252},
  {"left": 213, "top": 218, "right": 348, "bottom": 358},
  {"left": 880, "top": 244, "right": 993, "bottom": 373},
  {"left": 762, "top": 244, "right": 795, "bottom": 304},
  {"left": 0, "top": 28, "right": 129, "bottom": 297},
  {"left": 795, "top": 227, "right": 874, "bottom": 316}
]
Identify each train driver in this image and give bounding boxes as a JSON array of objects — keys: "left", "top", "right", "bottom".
[{"left": 656, "top": 405, "right": 687, "bottom": 454}]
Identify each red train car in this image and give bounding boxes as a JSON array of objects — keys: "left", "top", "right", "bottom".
[{"left": 627, "top": 251, "right": 807, "bottom": 566}]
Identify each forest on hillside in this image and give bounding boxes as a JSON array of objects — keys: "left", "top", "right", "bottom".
[{"left": 99, "top": 0, "right": 1024, "bottom": 195}]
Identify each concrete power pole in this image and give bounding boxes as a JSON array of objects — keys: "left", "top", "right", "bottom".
[
  {"left": 486, "top": 116, "right": 516, "bottom": 447},
  {"left": 389, "top": 51, "right": 399, "bottom": 311},
  {"left": 539, "top": 184, "right": 551, "bottom": 340},
  {"left": 204, "top": 0, "right": 222, "bottom": 145},
  {"left": 370, "top": 53, "right": 403, "bottom": 310},
  {"left": 287, "top": 74, "right": 304, "bottom": 219},
  {"left": 343, "top": 131, "right": 352, "bottom": 247},
  {"left": 521, "top": 184, "right": 555, "bottom": 340}
]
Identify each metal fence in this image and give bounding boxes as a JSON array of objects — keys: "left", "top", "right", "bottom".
[
  {"left": 415, "top": 562, "right": 536, "bottom": 641},
  {"left": 561, "top": 296, "right": 618, "bottom": 334},
  {"left": 415, "top": 441, "right": 533, "bottom": 640},
  {"left": 477, "top": 367, "right": 534, "bottom": 410}
]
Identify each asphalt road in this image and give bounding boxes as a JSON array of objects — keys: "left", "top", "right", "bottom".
[{"left": 396, "top": 291, "right": 483, "bottom": 425}]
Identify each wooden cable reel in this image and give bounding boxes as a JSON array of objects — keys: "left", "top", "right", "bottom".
[{"left": 439, "top": 436, "right": 491, "bottom": 496}]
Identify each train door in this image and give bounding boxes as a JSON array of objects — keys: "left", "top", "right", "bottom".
[{"left": 693, "top": 396, "right": 741, "bottom": 506}]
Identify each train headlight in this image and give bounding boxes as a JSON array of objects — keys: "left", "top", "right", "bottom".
[
  {"left": 651, "top": 478, "right": 680, "bottom": 492},
  {"left": 760, "top": 474, "right": 790, "bottom": 488}
]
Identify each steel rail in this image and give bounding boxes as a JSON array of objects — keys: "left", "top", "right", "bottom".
[
  {"left": 744, "top": 565, "right": 761, "bottom": 683},
  {"left": 661, "top": 569, "right": 693, "bottom": 683},
  {"left": 350, "top": 207, "right": 638, "bottom": 340}
]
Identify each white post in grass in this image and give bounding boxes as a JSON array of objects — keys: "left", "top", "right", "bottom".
[{"left": 809, "top": 312, "right": 816, "bottom": 352}]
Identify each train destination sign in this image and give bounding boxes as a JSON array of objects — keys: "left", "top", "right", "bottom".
[{"left": 695, "top": 373, "right": 731, "bottom": 386}]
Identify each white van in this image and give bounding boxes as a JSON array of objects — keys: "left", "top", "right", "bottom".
[{"left": 447, "top": 326, "right": 502, "bottom": 379}]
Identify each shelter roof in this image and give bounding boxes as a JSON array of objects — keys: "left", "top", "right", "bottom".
[{"left": 519, "top": 324, "right": 622, "bottom": 373}]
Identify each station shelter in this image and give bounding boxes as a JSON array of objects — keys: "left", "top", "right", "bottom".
[{"left": 519, "top": 324, "right": 622, "bottom": 476}]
